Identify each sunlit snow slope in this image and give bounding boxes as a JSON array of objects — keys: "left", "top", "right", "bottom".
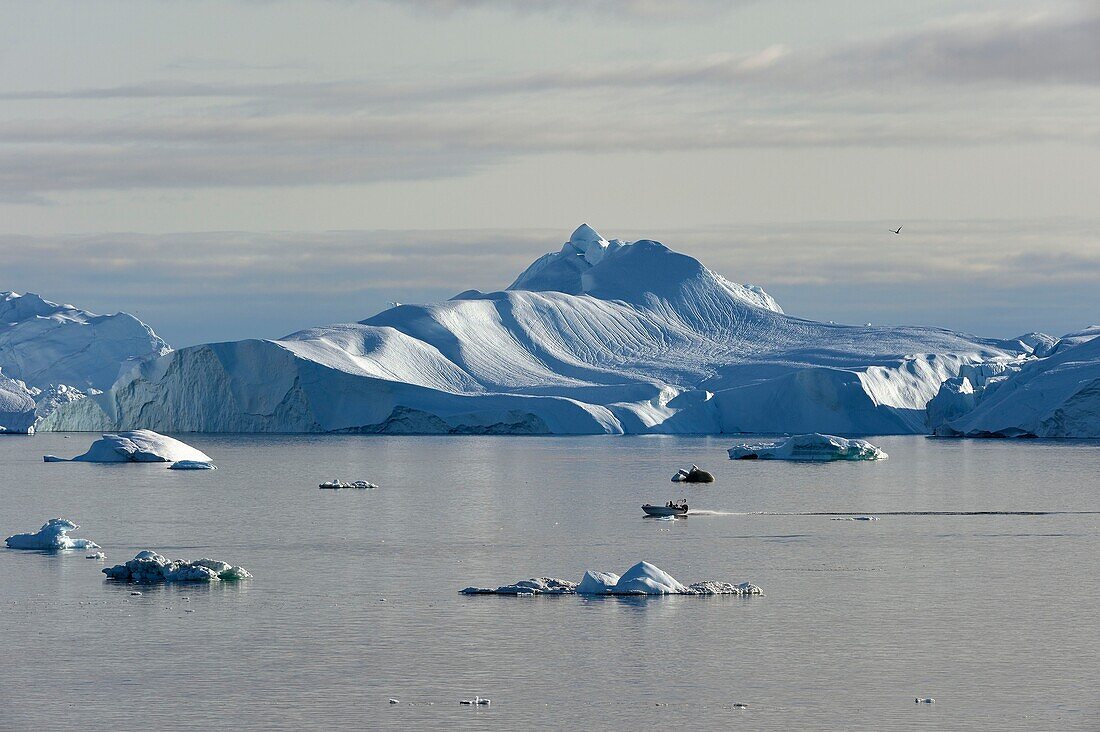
[{"left": 44, "top": 226, "right": 1032, "bottom": 435}]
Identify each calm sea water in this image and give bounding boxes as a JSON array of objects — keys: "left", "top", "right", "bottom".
[{"left": 1, "top": 433, "right": 1098, "bottom": 730}]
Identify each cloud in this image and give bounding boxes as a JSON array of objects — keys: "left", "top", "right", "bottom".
[{"left": 1, "top": 6, "right": 1098, "bottom": 197}]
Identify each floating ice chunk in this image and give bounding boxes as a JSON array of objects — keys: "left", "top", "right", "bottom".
[
  {"left": 576, "top": 570, "right": 620, "bottom": 595},
  {"left": 728, "top": 433, "right": 887, "bottom": 462},
  {"left": 389, "top": 699, "right": 399, "bottom": 705},
  {"left": 48, "top": 430, "right": 213, "bottom": 464},
  {"left": 671, "top": 465, "right": 714, "bottom": 483},
  {"left": 86, "top": 551, "right": 106, "bottom": 560},
  {"left": 612, "top": 561, "right": 687, "bottom": 595},
  {"left": 5, "top": 518, "right": 99, "bottom": 550},
  {"left": 460, "top": 697, "right": 490, "bottom": 706},
  {"left": 462, "top": 561, "right": 761, "bottom": 597},
  {"left": 915, "top": 697, "right": 935, "bottom": 704},
  {"left": 103, "top": 551, "right": 251, "bottom": 583},
  {"left": 319, "top": 479, "right": 378, "bottom": 489},
  {"left": 169, "top": 460, "right": 217, "bottom": 470},
  {"left": 460, "top": 577, "right": 577, "bottom": 595},
  {"left": 732, "top": 702, "right": 749, "bottom": 709}
]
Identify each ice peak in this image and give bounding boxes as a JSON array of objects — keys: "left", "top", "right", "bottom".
[{"left": 569, "top": 223, "right": 606, "bottom": 245}]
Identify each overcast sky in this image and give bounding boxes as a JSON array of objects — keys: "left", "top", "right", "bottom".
[{"left": 2, "top": 0, "right": 1098, "bottom": 346}]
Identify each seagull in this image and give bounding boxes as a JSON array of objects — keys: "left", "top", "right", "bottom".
[{"left": 892, "top": 226, "right": 903, "bottom": 235}]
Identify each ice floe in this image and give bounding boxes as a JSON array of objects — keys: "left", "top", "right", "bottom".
[
  {"left": 5, "top": 518, "right": 99, "bottom": 550},
  {"left": 728, "top": 433, "right": 887, "bottom": 462},
  {"left": 319, "top": 479, "right": 378, "bottom": 489},
  {"left": 45, "top": 429, "right": 213, "bottom": 464},
  {"left": 460, "top": 561, "right": 762, "bottom": 596},
  {"left": 102, "top": 550, "right": 252, "bottom": 583}
]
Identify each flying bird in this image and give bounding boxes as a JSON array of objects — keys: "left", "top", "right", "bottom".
[{"left": 892, "top": 226, "right": 903, "bottom": 235}]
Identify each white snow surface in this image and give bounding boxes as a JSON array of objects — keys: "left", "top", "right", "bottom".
[
  {"left": 728, "top": 433, "right": 888, "bottom": 461},
  {"left": 42, "top": 226, "right": 1031, "bottom": 435},
  {"left": 5, "top": 518, "right": 99, "bottom": 550},
  {"left": 461, "top": 561, "right": 763, "bottom": 596},
  {"left": 937, "top": 331, "right": 1100, "bottom": 438},
  {"left": 50, "top": 430, "right": 213, "bottom": 463}
]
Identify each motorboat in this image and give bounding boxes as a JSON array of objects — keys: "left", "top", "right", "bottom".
[{"left": 642, "top": 501, "right": 689, "bottom": 517}]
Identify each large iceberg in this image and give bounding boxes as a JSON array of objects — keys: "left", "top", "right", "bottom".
[
  {"left": 5, "top": 518, "right": 99, "bottom": 550},
  {"left": 0, "top": 371, "right": 37, "bottom": 434},
  {"left": 728, "top": 433, "right": 888, "bottom": 461},
  {"left": 0, "top": 291, "right": 169, "bottom": 430},
  {"left": 102, "top": 550, "right": 251, "bottom": 583},
  {"left": 42, "top": 226, "right": 1032, "bottom": 436},
  {"left": 46, "top": 429, "right": 213, "bottom": 464},
  {"left": 937, "top": 330, "right": 1100, "bottom": 438},
  {"left": 461, "top": 561, "right": 762, "bottom": 596}
]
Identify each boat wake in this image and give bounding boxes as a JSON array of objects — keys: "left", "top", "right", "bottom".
[{"left": 688, "top": 510, "right": 1100, "bottom": 517}]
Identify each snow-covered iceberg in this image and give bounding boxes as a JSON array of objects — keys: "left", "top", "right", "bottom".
[
  {"left": 936, "top": 330, "right": 1100, "bottom": 438},
  {"left": 0, "top": 371, "right": 37, "bottom": 434},
  {"left": 102, "top": 551, "right": 251, "bottom": 583},
  {"left": 42, "top": 226, "right": 1031, "bottom": 436},
  {"left": 460, "top": 561, "right": 762, "bottom": 596},
  {"left": 46, "top": 429, "right": 213, "bottom": 464},
  {"left": 5, "top": 518, "right": 99, "bottom": 551},
  {"left": 0, "top": 291, "right": 169, "bottom": 428},
  {"left": 727, "top": 433, "right": 888, "bottom": 461}
]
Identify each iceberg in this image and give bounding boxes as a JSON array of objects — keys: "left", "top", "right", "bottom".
[
  {"left": 937, "top": 330, "right": 1100, "bottom": 438},
  {"left": 41, "top": 226, "right": 1031, "bottom": 436},
  {"left": 5, "top": 518, "right": 99, "bottom": 550},
  {"left": 728, "top": 433, "right": 888, "bottom": 462},
  {"left": 671, "top": 465, "right": 715, "bottom": 483},
  {"left": 461, "top": 561, "right": 762, "bottom": 596},
  {"left": 47, "top": 429, "right": 213, "bottom": 464},
  {"left": 318, "top": 479, "right": 378, "bottom": 489},
  {"left": 0, "top": 371, "right": 37, "bottom": 434},
  {"left": 102, "top": 550, "right": 252, "bottom": 583},
  {"left": 0, "top": 292, "right": 170, "bottom": 426}
]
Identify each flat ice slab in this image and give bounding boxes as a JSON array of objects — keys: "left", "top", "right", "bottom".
[
  {"left": 48, "top": 429, "right": 213, "bottom": 464},
  {"left": 728, "top": 433, "right": 887, "bottom": 462},
  {"left": 5, "top": 518, "right": 99, "bottom": 550},
  {"left": 168, "top": 460, "right": 217, "bottom": 470},
  {"left": 103, "top": 550, "right": 252, "bottom": 583},
  {"left": 461, "top": 561, "right": 762, "bottom": 596}
]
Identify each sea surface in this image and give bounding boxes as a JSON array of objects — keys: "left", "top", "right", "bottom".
[{"left": 1, "top": 433, "right": 1098, "bottom": 731}]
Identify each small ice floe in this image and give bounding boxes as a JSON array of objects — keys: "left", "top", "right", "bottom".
[
  {"left": 130, "top": 591, "right": 142, "bottom": 596},
  {"left": 103, "top": 551, "right": 252, "bottom": 583},
  {"left": 169, "top": 460, "right": 217, "bottom": 471},
  {"left": 460, "top": 697, "right": 490, "bottom": 706},
  {"left": 915, "top": 697, "right": 936, "bottom": 704},
  {"left": 728, "top": 433, "right": 887, "bottom": 462},
  {"left": 388, "top": 698, "right": 399, "bottom": 705},
  {"left": 86, "top": 551, "right": 106, "bottom": 560},
  {"left": 671, "top": 465, "right": 715, "bottom": 483},
  {"left": 5, "top": 518, "right": 99, "bottom": 551},
  {"left": 732, "top": 703, "right": 749, "bottom": 709},
  {"left": 44, "top": 429, "right": 214, "bottom": 465},
  {"left": 831, "top": 515, "right": 879, "bottom": 521},
  {"left": 461, "top": 561, "right": 763, "bottom": 597},
  {"left": 318, "top": 479, "right": 379, "bottom": 490}
]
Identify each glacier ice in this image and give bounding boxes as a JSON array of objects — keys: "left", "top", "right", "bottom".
[
  {"left": 728, "top": 433, "right": 888, "bottom": 461},
  {"left": 0, "top": 291, "right": 169, "bottom": 429},
  {"left": 936, "top": 330, "right": 1100, "bottom": 438},
  {"left": 47, "top": 429, "right": 213, "bottom": 464},
  {"left": 38, "top": 226, "right": 1042, "bottom": 436},
  {"left": 102, "top": 550, "right": 252, "bottom": 583},
  {"left": 461, "top": 561, "right": 762, "bottom": 596},
  {"left": 5, "top": 518, "right": 99, "bottom": 551},
  {"left": 0, "top": 371, "right": 37, "bottom": 434},
  {"left": 319, "top": 479, "right": 378, "bottom": 489}
]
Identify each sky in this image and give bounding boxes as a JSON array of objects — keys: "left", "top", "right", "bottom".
[{"left": 1, "top": 0, "right": 1098, "bottom": 346}]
